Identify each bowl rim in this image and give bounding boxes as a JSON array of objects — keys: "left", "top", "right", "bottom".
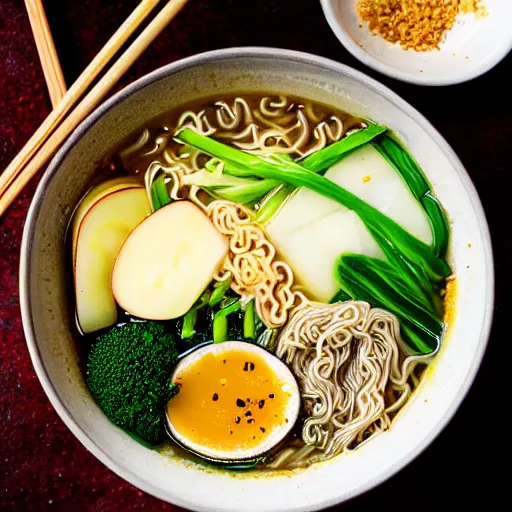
[
  {"left": 319, "top": 0, "right": 512, "bottom": 86},
  {"left": 19, "top": 46, "right": 494, "bottom": 511}
]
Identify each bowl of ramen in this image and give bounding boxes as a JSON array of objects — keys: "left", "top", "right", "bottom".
[{"left": 20, "top": 47, "right": 493, "bottom": 511}]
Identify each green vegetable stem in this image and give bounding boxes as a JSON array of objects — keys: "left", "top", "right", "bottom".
[
  {"left": 300, "top": 122, "right": 387, "bottom": 172},
  {"left": 181, "top": 290, "right": 211, "bottom": 339},
  {"left": 335, "top": 254, "right": 443, "bottom": 354},
  {"left": 209, "top": 277, "right": 233, "bottom": 307},
  {"left": 180, "top": 123, "right": 386, "bottom": 217},
  {"left": 243, "top": 299, "right": 256, "bottom": 340},
  {"left": 213, "top": 300, "right": 242, "bottom": 343},
  {"left": 151, "top": 174, "right": 172, "bottom": 211}
]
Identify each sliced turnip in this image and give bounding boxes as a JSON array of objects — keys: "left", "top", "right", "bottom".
[
  {"left": 326, "top": 144, "right": 432, "bottom": 245},
  {"left": 270, "top": 210, "right": 383, "bottom": 302},
  {"left": 74, "top": 187, "right": 151, "bottom": 334},
  {"left": 112, "top": 201, "right": 228, "bottom": 320}
]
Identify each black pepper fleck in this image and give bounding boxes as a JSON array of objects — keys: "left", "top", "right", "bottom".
[
  {"left": 236, "top": 398, "right": 246, "bottom": 407},
  {"left": 235, "top": 416, "right": 241, "bottom": 424},
  {"left": 245, "top": 411, "right": 252, "bottom": 417},
  {"left": 243, "top": 361, "right": 255, "bottom": 371},
  {"left": 260, "top": 427, "right": 266, "bottom": 433},
  {"left": 269, "top": 394, "right": 275, "bottom": 399},
  {"left": 258, "top": 400, "right": 265, "bottom": 409},
  {"left": 247, "top": 418, "right": 255, "bottom": 424},
  {"left": 212, "top": 393, "right": 219, "bottom": 401}
]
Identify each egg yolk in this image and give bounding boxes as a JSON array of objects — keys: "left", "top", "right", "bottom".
[{"left": 167, "top": 349, "right": 292, "bottom": 453}]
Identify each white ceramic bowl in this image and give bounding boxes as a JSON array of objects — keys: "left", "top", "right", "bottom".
[
  {"left": 320, "top": 0, "right": 512, "bottom": 85},
  {"left": 20, "top": 48, "right": 493, "bottom": 511}
]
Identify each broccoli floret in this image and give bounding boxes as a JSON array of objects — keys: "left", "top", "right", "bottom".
[{"left": 86, "top": 321, "right": 179, "bottom": 446}]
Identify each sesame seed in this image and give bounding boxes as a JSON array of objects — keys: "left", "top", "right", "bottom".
[{"left": 243, "top": 361, "right": 255, "bottom": 371}]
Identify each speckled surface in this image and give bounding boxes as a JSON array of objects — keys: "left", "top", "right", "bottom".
[{"left": 0, "top": 0, "right": 510, "bottom": 510}]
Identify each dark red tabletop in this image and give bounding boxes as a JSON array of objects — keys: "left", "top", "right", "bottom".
[{"left": 0, "top": 1, "right": 509, "bottom": 510}]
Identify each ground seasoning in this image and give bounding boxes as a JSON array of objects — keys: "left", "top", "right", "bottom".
[{"left": 357, "top": 0, "right": 486, "bottom": 52}]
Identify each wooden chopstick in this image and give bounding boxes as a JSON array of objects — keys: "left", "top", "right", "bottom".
[
  {"left": 25, "top": 0, "right": 67, "bottom": 108},
  {"left": 0, "top": 0, "right": 163, "bottom": 199},
  {"left": 0, "top": 0, "right": 189, "bottom": 218}
]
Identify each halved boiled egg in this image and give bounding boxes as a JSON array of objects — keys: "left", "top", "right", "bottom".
[{"left": 166, "top": 341, "right": 300, "bottom": 462}]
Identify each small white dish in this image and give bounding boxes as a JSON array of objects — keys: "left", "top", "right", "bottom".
[{"left": 320, "top": 0, "right": 512, "bottom": 85}]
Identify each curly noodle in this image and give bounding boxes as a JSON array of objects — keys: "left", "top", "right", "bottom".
[
  {"left": 269, "top": 301, "right": 431, "bottom": 469},
  {"left": 207, "top": 200, "right": 304, "bottom": 329}
]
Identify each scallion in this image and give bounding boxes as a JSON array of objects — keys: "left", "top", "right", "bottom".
[
  {"left": 181, "top": 291, "right": 211, "bottom": 340},
  {"left": 300, "top": 122, "right": 387, "bottom": 173},
  {"left": 243, "top": 299, "right": 256, "bottom": 339},
  {"left": 213, "top": 300, "right": 242, "bottom": 343},
  {"left": 336, "top": 254, "right": 442, "bottom": 354},
  {"left": 151, "top": 175, "right": 171, "bottom": 211},
  {"left": 209, "top": 277, "right": 233, "bottom": 307}
]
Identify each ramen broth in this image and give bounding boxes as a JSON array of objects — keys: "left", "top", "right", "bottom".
[{"left": 72, "top": 93, "right": 450, "bottom": 470}]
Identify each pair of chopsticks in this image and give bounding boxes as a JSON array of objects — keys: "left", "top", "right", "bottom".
[{"left": 0, "top": 0, "right": 189, "bottom": 218}]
